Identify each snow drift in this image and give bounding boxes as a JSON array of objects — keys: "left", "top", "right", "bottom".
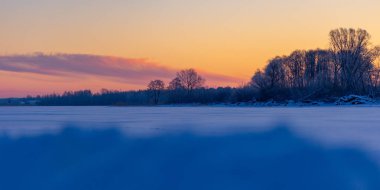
[
  {"left": 0, "top": 126, "right": 379, "bottom": 190},
  {"left": 335, "top": 95, "right": 375, "bottom": 105}
]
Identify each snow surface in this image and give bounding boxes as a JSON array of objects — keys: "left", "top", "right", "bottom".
[
  {"left": 1, "top": 106, "right": 380, "bottom": 189},
  {"left": 1, "top": 106, "right": 380, "bottom": 152}
]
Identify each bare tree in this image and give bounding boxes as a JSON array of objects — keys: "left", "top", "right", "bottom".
[
  {"left": 286, "top": 50, "right": 306, "bottom": 89},
  {"left": 147, "top": 80, "right": 165, "bottom": 104},
  {"left": 329, "top": 28, "right": 379, "bottom": 94},
  {"left": 251, "top": 50, "right": 335, "bottom": 100},
  {"left": 303, "top": 50, "right": 335, "bottom": 96},
  {"left": 264, "top": 57, "right": 287, "bottom": 89},
  {"left": 175, "top": 69, "right": 205, "bottom": 94},
  {"left": 369, "top": 53, "right": 380, "bottom": 96},
  {"left": 168, "top": 77, "right": 184, "bottom": 90},
  {"left": 251, "top": 70, "right": 268, "bottom": 90}
]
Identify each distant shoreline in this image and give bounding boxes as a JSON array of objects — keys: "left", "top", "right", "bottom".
[{"left": 1, "top": 102, "right": 380, "bottom": 108}]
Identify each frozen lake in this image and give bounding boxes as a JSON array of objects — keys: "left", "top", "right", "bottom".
[
  {"left": 1, "top": 106, "right": 380, "bottom": 189},
  {"left": 1, "top": 106, "right": 380, "bottom": 154}
]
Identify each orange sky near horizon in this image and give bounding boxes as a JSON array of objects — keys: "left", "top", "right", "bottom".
[{"left": 1, "top": 0, "right": 380, "bottom": 97}]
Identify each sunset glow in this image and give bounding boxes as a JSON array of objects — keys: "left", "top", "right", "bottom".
[{"left": 1, "top": 0, "right": 380, "bottom": 97}]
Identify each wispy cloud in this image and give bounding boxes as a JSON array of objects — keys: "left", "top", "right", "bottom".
[
  {"left": 0, "top": 54, "right": 243, "bottom": 95},
  {"left": 0, "top": 54, "right": 176, "bottom": 85}
]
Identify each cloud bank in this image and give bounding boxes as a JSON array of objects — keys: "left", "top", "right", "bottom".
[
  {"left": 0, "top": 54, "right": 174, "bottom": 84},
  {"left": 0, "top": 54, "right": 242, "bottom": 97}
]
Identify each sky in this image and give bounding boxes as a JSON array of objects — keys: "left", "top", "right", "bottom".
[{"left": 1, "top": 0, "right": 380, "bottom": 97}]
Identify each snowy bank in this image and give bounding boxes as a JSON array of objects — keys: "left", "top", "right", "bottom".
[{"left": 0, "top": 126, "right": 380, "bottom": 190}]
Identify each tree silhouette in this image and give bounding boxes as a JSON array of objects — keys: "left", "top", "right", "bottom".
[
  {"left": 168, "top": 77, "right": 184, "bottom": 90},
  {"left": 12, "top": 28, "right": 380, "bottom": 106},
  {"left": 175, "top": 69, "right": 205, "bottom": 95},
  {"left": 147, "top": 80, "right": 165, "bottom": 105},
  {"left": 329, "top": 28, "right": 379, "bottom": 93},
  {"left": 251, "top": 28, "right": 380, "bottom": 100}
]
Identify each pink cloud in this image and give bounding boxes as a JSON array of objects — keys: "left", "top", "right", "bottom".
[
  {"left": 0, "top": 53, "right": 243, "bottom": 97},
  {"left": 0, "top": 54, "right": 175, "bottom": 84}
]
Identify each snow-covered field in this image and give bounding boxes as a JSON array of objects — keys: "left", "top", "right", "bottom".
[
  {"left": 1, "top": 106, "right": 380, "bottom": 189},
  {"left": 1, "top": 106, "right": 380, "bottom": 152}
]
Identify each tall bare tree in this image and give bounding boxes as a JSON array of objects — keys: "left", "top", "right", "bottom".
[
  {"left": 287, "top": 50, "right": 306, "bottom": 89},
  {"left": 251, "top": 70, "right": 268, "bottom": 90},
  {"left": 147, "top": 80, "right": 165, "bottom": 104},
  {"left": 329, "top": 28, "right": 379, "bottom": 94},
  {"left": 264, "top": 57, "right": 287, "bottom": 89},
  {"left": 168, "top": 77, "right": 184, "bottom": 90},
  {"left": 175, "top": 69, "right": 205, "bottom": 94}
]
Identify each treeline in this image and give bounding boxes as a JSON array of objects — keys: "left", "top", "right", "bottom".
[
  {"left": 251, "top": 28, "right": 380, "bottom": 101},
  {"left": 34, "top": 87, "right": 256, "bottom": 106},
  {"left": 30, "top": 28, "right": 380, "bottom": 106},
  {"left": 33, "top": 68, "right": 256, "bottom": 106},
  {"left": 30, "top": 68, "right": 246, "bottom": 105}
]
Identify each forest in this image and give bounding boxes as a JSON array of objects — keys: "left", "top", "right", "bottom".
[{"left": 16, "top": 28, "right": 380, "bottom": 106}]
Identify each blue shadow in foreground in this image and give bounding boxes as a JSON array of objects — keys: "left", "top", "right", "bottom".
[{"left": 0, "top": 126, "right": 380, "bottom": 190}]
